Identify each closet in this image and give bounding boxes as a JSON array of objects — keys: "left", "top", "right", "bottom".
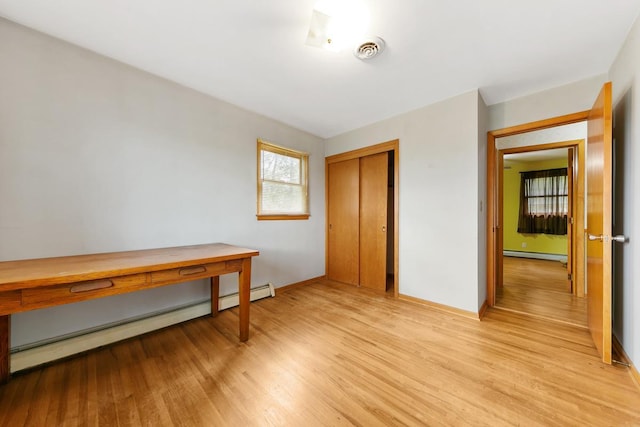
[{"left": 327, "top": 148, "right": 395, "bottom": 292}]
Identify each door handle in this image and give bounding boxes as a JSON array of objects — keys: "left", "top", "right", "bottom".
[
  {"left": 382, "top": 226, "right": 386, "bottom": 232},
  {"left": 588, "top": 234, "right": 628, "bottom": 243}
]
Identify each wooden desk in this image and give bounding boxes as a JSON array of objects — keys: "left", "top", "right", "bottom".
[{"left": 0, "top": 243, "right": 259, "bottom": 384}]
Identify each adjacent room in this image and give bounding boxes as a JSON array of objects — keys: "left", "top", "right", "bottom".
[{"left": 1, "top": 1, "right": 640, "bottom": 425}]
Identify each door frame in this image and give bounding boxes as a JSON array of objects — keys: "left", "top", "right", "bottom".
[
  {"left": 487, "top": 112, "right": 588, "bottom": 306},
  {"left": 567, "top": 148, "right": 575, "bottom": 293},
  {"left": 326, "top": 139, "right": 400, "bottom": 297}
]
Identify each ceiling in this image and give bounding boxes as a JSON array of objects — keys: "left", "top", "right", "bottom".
[
  {"left": 504, "top": 148, "right": 568, "bottom": 163},
  {"left": 1, "top": 1, "right": 639, "bottom": 139}
]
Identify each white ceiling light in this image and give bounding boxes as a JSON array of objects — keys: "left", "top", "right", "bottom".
[
  {"left": 305, "top": 9, "right": 335, "bottom": 50},
  {"left": 305, "top": 0, "right": 370, "bottom": 52}
]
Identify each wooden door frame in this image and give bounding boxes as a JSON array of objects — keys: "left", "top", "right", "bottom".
[
  {"left": 326, "top": 139, "right": 400, "bottom": 297},
  {"left": 487, "top": 113, "right": 588, "bottom": 306},
  {"left": 567, "top": 148, "right": 575, "bottom": 293}
]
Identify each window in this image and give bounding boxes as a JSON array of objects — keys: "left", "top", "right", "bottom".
[
  {"left": 517, "top": 168, "right": 568, "bottom": 235},
  {"left": 257, "top": 139, "right": 309, "bottom": 220}
]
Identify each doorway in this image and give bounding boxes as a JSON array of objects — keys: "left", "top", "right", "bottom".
[
  {"left": 487, "top": 117, "right": 586, "bottom": 326},
  {"left": 487, "top": 82, "right": 614, "bottom": 364},
  {"left": 486, "top": 112, "right": 589, "bottom": 306},
  {"left": 495, "top": 143, "right": 586, "bottom": 326}
]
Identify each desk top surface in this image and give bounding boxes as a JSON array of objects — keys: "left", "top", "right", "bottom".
[{"left": 0, "top": 243, "right": 259, "bottom": 291}]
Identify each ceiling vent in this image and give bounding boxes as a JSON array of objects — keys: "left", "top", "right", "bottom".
[{"left": 353, "top": 37, "right": 385, "bottom": 60}]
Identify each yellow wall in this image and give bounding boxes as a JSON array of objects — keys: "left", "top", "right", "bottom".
[{"left": 503, "top": 157, "right": 568, "bottom": 255}]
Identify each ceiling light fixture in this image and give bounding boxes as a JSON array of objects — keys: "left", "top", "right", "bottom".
[
  {"left": 305, "top": 9, "right": 335, "bottom": 50},
  {"left": 305, "top": 0, "right": 370, "bottom": 52}
]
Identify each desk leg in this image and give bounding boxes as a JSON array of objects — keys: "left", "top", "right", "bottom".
[
  {"left": 0, "top": 315, "right": 9, "bottom": 384},
  {"left": 210, "top": 276, "right": 220, "bottom": 317},
  {"left": 238, "top": 257, "right": 252, "bottom": 342}
]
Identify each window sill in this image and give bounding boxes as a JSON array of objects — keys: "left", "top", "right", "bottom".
[{"left": 257, "top": 214, "right": 310, "bottom": 221}]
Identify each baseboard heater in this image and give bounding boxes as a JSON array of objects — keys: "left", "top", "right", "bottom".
[
  {"left": 503, "top": 250, "right": 567, "bottom": 263},
  {"left": 10, "top": 283, "right": 275, "bottom": 373}
]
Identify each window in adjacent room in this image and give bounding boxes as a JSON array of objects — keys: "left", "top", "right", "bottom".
[
  {"left": 517, "top": 168, "right": 568, "bottom": 235},
  {"left": 257, "top": 139, "right": 309, "bottom": 220}
]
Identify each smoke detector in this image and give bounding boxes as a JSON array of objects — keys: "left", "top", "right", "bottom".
[{"left": 353, "top": 37, "right": 385, "bottom": 60}]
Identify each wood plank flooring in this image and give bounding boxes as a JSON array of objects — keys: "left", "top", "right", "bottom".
[
  {"left": 496, "top": 256, "right": 587, "bottom": 327},
  {"left": 1, "top": 279, "right": 638, "bottom": 426}
]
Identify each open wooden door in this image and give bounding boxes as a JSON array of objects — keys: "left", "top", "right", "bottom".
[{"left": 586, "top": 82, "right": 613, "bottom": 364}]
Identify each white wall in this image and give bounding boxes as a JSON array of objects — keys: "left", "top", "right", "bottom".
[
  {"left": 496, "top": 122, "right": 586, "bottom": 150},
  {"left": 609, "top": 13, "right": 640, "bottom": 371},
  {"left": 325, "top": 91, "right": 484, "bottom": 313},
  {"left": 488, "top": 75, "right": 606, "bottom": 131},
  {"left": 477, "top": 94, "right": 489, "bottom": 310},
  {"left": 0, "top": 18, "right": 325, "bottom": 348}
]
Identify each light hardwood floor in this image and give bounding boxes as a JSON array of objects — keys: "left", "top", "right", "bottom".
[
  {"left": 496, "top": 256, "right": 587, "bottom": 327},
  {"left": 1, "top": 279, "right": 638, "bottom": 426}
]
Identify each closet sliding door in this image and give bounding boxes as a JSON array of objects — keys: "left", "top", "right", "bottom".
[
  {"left": 327, "top": 152, "right": 388, "bottom": 290},
  {"left": 360, "top": 152, "right": 388, "bottom": 291},
  {"left": 328, "top": 158, "right": 360, "bottom": 285}
]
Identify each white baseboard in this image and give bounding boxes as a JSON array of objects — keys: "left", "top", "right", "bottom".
[
  {"left": 503, "top": 250, "right": 567, "bottom": 263},
  {"left": 10, "top": 283, "right": 275, "bottom": 373}
]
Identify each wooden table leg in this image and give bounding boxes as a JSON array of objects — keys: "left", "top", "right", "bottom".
[
  {"left": 210, "top": 276, "right": 220, "bottom": 317},
  {"left": 238, "top": 257, "right": 252, "bottom": 342},
  {"left": 0, "top": 315, "right": 9, "bottom": 384}
]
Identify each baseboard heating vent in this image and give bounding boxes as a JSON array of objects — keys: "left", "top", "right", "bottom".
[
  {"left": 10, "top": 283, "right": 275, "bottom": 373},
  {"left": 503, "top": 250, "right": 567, "bottom": 263}
]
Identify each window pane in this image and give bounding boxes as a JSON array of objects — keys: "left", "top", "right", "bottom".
[
  {"left": 257, "top": 139, "right": 308, "bottom": 219},
  {"left": 527, "top": 196, "right": 567, "bottom": 215},
  {"left": 262, "top": 150, "right": 300, "bottom": 184},
  {"left": 262, "top": 182, "right": 304, "bottom": 213},
  {"left": 527, "top": 176, "right": 568, "bottom": 197},
  {"left": 524, "top": 175, "right": 568, "bottom": 215}
]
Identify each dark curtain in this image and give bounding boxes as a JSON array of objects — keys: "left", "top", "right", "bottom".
[{"left": 517, "top": 168, "right": 568, "bottom": 235}]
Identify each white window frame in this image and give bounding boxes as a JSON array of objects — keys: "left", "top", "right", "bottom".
[{"left": 257, "top": 139, "right": 309, "bottom": 220}]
